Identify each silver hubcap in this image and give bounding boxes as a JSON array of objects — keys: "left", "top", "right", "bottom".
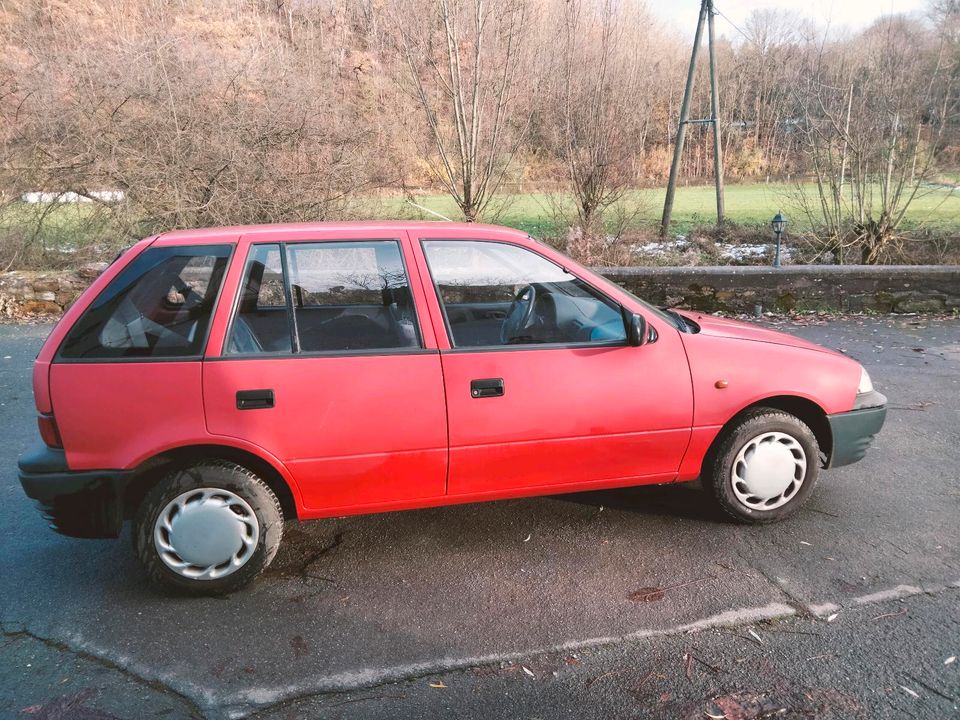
[
  {"left": 731, "top": 431, "right": 807, "bottom": 511},
  {"left": 154, "top": 488, "right": 259, "bottom": 580}
]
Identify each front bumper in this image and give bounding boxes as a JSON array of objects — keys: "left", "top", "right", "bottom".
[
  {"left": 18, "top": 444, "right": 131, "bottom": 538},
  {"left": 826, "top": 392, "right": 887, "bottom": 468}
]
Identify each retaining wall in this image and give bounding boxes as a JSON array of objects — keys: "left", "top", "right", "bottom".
[
  {"left": 2, "top": 263, "right": 958, "bottom": 318},
  {"left": 599, "top": 265, "right": 960, "bottom": 314}
]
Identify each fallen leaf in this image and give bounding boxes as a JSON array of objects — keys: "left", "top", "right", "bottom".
[
  {"left": 710, "top": 691, "right": 786, "bottom": 718},
  {"left": 290, "top": 635, "right": 309, "bottom": 658},
  {"left": 628, "top": 587, "right": 665, "bottom": 602},
  {"left": 523, "top": 533, "right": 531, "bottom": 543},
  {"left": 900, "top": 686, "right": 920, "bottom": 699},
  {"left": 826, "top": 613, "right": 839, "bottom": 622},
  {"left": 748, "top": 629, "right": 763, "bottom": 644},
  {"left": 429, "top": 681, "right": 447, "bottom": 689},
  {"left": 799, "top": 541, "right": 812, "bottom": 546},
  {"left": 946, "top": 656, "right": 956, "bottom": 665},
  {"left": 522, "top": 666, "right": 535, "bottom": 677},
  {"left": 17, "top": 690, "right": 120, "bottom": 719}
]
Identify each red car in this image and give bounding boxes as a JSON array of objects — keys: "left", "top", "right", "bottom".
[{"left": 18, "top": 222, "right": 886, "bottom": 594}]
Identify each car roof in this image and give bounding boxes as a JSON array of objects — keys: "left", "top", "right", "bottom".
[{"left": 153, "top": 221, "right": 530, "bottom": 244}]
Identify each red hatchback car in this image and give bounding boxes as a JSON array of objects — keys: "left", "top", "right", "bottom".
[{"left": 19, "top": 222, "right": 886, "bottom": 594}]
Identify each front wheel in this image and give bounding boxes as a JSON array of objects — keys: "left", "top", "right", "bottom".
[
  {"left": 703, "top": 409, "right": 820, "bottom": 524},
  {"left": 133, "top": 461, "right": 284, "bottom": 595}
]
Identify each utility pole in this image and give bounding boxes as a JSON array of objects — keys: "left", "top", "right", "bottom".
[
  {"left": 707, "top": 0, "right": 725, "bottom": 225},
  {"left": 660, "top": 0, "right": 725, "bottom": 237}
]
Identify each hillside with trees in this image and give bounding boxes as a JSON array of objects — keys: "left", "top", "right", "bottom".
[{"left": 1, "top": 0, "right": 957, "bottom": 268}]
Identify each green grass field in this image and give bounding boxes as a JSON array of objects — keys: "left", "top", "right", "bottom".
[
  {"left": 378, "top": 181, "right": 960, "bottom": 237},
  {"left": 3, "top": 181, "right": 958, "bottom": 265}
]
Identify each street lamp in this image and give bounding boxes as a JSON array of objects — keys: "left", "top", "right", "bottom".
[{"left": 771, "top": 212, "right": 787, "bottom": 267}]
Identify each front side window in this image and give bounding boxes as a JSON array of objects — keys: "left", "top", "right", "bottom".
[
  {"left": 59, "top": 245, "right": 231, "bottom": 359},
  {"left": 423, "top": 240, "right": 626, "bottom": 348},
  {"left": 228, "top": 240, "right": 420, "bottom": 354}
]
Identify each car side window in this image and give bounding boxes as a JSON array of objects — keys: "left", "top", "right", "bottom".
[
  {"left": 227, "top": 240, "right": 421, "bottom": 354},
  {"left": 58, "top": 245, "right": 231, "bottom": 359},
  {"left": 228, "top": 244, "right": 290, "bottom": 354},
  {"left": 422, "top": 240, "right": 626, "bottom": 348}
]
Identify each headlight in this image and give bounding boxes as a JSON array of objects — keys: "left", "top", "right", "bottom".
[{"left": 857, "top": 366, "right": 873, "bottom": 395}]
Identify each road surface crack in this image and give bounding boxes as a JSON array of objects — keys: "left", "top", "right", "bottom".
[{"left": 0, "top": 623, "right": 206, "bottom": 719}]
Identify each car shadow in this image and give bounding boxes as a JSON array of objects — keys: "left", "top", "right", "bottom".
[
  {"left": 10, "top": 479, "right": 730, "bottom": 604},
  {"left": 553, "top": 481, "right": 726, "bottom": 523}
]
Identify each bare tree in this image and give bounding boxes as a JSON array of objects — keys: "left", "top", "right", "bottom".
[
  {"left": 391, "top": 0, "right": 535, "bottom": 221},
  {"left": 539, "top": 0, "right": 655, "bottom": 261},
  {"left": 718, "top": 10, "right": 809, "bottom": 179},
  {"left": 794, "top": 16, "right": 955, "bottom": 263},
  {"left": 929, "top": 0, "right": 960, "bottom": 167}
]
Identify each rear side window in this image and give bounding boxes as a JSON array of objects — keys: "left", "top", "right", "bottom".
[
  {"left": 227, "top": 240, "right": 421, "bottom": 354},
  {"left": 59, "top": 245, "right": 231, "bottom": 359}
]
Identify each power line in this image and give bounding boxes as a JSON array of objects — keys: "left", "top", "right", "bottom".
[{"left": 712, "top": 4, "right": 755, "bottom": 46}]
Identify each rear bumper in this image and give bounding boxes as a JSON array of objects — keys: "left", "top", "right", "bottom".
[
  {"left": 826, "top": 393, "right": 887, "bottom": 469},
  {"left": 18, "top": 444, "right": 131, "bottom": 538}
]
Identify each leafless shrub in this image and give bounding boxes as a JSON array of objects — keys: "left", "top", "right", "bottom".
[{"left": 1, "top": 0, "right": 391, "bottom": 260}]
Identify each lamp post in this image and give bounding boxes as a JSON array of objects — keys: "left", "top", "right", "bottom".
[{"left": 771, "top": 212, "right": 787, "bottom": 268}]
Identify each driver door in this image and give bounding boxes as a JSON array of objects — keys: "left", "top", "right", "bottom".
[{"left": 412, "top": 232, "right": 694, "bottom": 497}]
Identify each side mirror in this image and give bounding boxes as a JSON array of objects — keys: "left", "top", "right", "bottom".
[{"left": 624, "top": 310, "right": 647, "bottom": 347}]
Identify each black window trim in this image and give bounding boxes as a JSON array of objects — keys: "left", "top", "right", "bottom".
[
  {"left": 53, "top": 243, "right": 235, "bottom": 365},
  {"left": 206, "top": 347, "right": 439, "bottom": 362},
  {"left": 419, "top": 238, "right": 632, "bottom": 353},
  {"left": 219, "top": 238, "right": 426, "bottom": 359},
  {"left": 277, "top": 242, "right": 301, "bottom": 353}
]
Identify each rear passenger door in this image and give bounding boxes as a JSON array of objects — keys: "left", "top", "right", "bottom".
[{"left": 203, "top": 231, "right": 447, "bottom": 515}]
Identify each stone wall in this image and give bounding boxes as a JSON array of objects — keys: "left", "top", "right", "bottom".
[
  {"left": 0, "top": 263, "right": 107, "bottom": 318},
  {"left": 1, "top": 263, "right": 959, "bottom": 318},
  {"left": 599, "top": 265, "right": 960, "bottom": 314}
]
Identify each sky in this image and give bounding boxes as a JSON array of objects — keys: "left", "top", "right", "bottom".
[{"left": 652, "top": 0, "right": 929, "bottom": 37}]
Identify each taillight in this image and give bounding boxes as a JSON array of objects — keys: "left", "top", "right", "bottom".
[{"left": 37, "top": 413, "right": 62, "bottom": 449}]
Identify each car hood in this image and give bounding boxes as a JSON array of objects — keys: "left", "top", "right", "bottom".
[{"left": 676, "top": 311, "right": 841, "bottom": 356}]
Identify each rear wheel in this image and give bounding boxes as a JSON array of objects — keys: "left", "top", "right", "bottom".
[
  {"left": 133, "top": 461, "right": 283, "bottom": 595},
  {"left": 703, "top": 409, "right": 820, "bottom": 524}
]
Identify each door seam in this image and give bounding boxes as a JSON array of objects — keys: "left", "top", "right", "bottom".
[{"left": 403, "top": 229, "right": 451, "bottom": 495}]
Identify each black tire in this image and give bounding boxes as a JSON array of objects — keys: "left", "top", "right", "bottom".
[
  {"left": 133, "top": 461, "right": 283, "bottom": 595},
  {"left": 703, "top": 408, "right": 820, "bottom": 524}
]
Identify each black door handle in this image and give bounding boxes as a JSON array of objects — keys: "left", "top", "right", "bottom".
[
  {"left": 470, "top": 378, "right": 504, "bottom": 398},
  {"left": 237, "top": 389, "right": 274, "bottom": 410}
]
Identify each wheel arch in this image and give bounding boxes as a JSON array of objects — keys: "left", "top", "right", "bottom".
[
  {"left": 703, "top": 395, "right": 833, "bottom": 474},
  {"left": 122, "top": 444, "right": 300, "bottom": 521}
]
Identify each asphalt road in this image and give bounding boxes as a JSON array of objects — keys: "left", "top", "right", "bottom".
[{"left": 1, "top": 316, "right": 958, "bottom": 719}]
